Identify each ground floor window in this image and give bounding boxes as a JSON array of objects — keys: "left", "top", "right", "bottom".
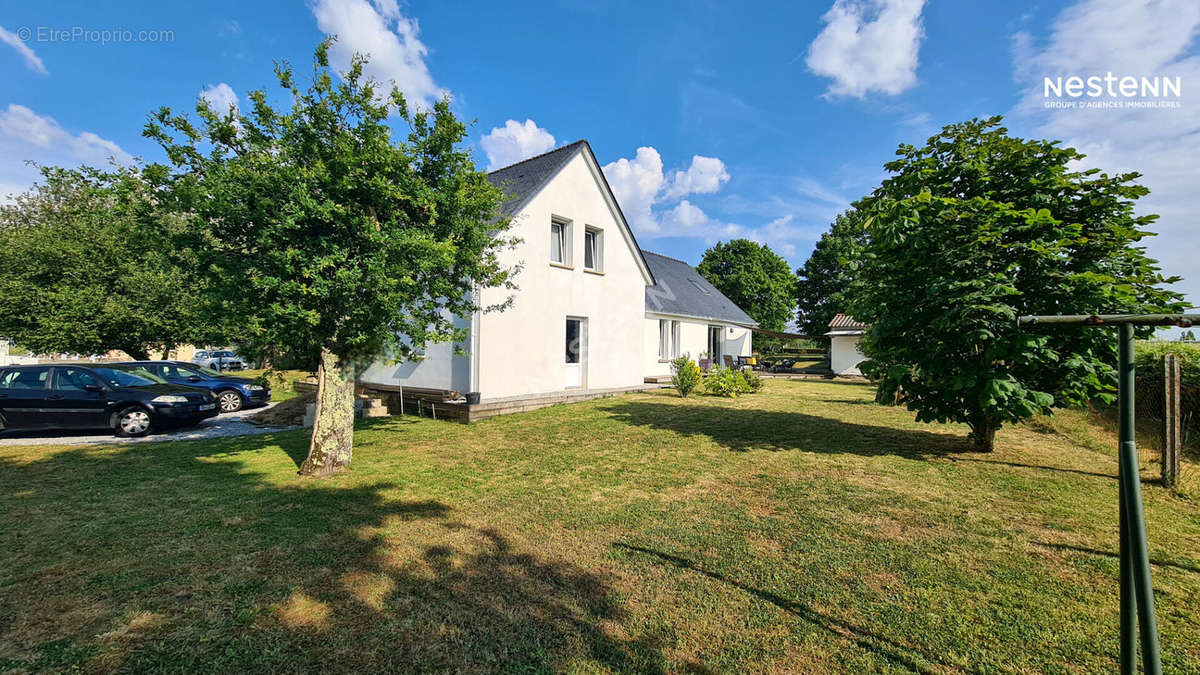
[
  {"left": 566, "top": 318, "right": 582, "bottom": 364},
  {"left": 658, "top": 319, "right": 680, "bottom": 360},
  {"left": 708, "top": 325, "right": 723, "bottom": 363}
]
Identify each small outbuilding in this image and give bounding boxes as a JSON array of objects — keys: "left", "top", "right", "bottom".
[{"left": 826, "top": 313, "right": 867, "bottom": 376}]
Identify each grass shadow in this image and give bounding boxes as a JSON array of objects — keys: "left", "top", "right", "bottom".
[
  {"left": 0, "top": 433, "right": 666, "bottom": 672},
  {"left": 600, "top": 400, "right": 969, "bottom": 459},
  {"left": 1033, "top": 541, "right": 1200, "bottom": 574},
  {"left": 946, "top": 456, "right": 1116, "bottom": 480},
  {"left": 612, "top": 543, "right": 958, "bottom": 674}
]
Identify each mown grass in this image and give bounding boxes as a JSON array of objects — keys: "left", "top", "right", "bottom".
[
  {"left": 1, "top": 379, "right": 1197, "bottom": 673},
  {"left": 237, "top": 368, "right": 313, "bottom": 402}
]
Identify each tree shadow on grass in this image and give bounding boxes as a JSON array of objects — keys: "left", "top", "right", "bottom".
[
  {"left": 1033, "top": 541, "right": 1200, "bottom": 574},
  {"left": 612, "top": 542, "right": 957, "bottom": 675},
  {"left": 0, "top": 432, "right": 666, "bottom": 672},
  {"left": 599, "top": 400, "right": 970, "bottom": 459},
  {"left": 946, "top": 456, "right": 1117, "bottom": 480}
]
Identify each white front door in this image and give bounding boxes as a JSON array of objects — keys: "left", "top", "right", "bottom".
[{"left": 565, "top": 317, "right": 585, "bottom": 388}]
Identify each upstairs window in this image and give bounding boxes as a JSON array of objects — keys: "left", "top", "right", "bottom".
[
  {"left": 583, "top": 227, "right": 602, "bottom": 271},
  {"left": 551, "top": 219, "right": 569, "bottom": 265}
]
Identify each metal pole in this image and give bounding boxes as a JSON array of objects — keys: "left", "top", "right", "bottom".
[
  {"left": 1118, "top": 323, "right": 1163, "bottom": 674},
  {"left": 1118, "top": 323, "right": 1137, "bottom": 674}
]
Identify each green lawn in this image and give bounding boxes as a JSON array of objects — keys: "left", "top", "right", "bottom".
[
  {"left": 236, "top": 368, "right": 314, "bottom": 402},
  {"left": 1, "top": 379, "right": 1198, "bottom": 672}
]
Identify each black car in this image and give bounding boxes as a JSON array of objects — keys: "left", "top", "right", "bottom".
[
  {"left": 0, "top": 364, "right": 219, "bottom": 438},
  {"left": 118, "top": 360, "right": 270, "bottom": 413}
]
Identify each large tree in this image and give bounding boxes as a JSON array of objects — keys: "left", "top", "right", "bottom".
[
  {"left": 851, "top": 116, "right": 1186, "bottom": 451},
  {"left": 145, "top": 42, "right": 516, "bottom": 476},
  {"left": 0, "top": 165, "right": 224, "bottom": 359},
  {"left": 794, "top": 208, "right": 868, "bottom": 339},
  {"left": 697, "top": 239, "right": 796, "bottom": 332}
]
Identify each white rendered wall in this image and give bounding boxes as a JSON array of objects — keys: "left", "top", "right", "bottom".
[
  {"left": 829, "top": 334, "right": 865, "bottom": 376},
  {"left": 359, "top": 314, "right": 472, "bottom": 393},
  {"left": 644, "top": 315, "right": 753, "bottom": 378},
  {"left": 475, "top": 151, "right": 650, "bottom": 400}
]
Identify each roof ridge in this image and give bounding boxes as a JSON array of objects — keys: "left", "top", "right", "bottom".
[
  {"left": 486, "top": 139, "right": 588, "bottom": 175},
  {"left": 640, "top": 250, "right": 698, "bottom": 269}
]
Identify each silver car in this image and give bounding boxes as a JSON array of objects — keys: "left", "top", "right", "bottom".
[{"left": 192, "top": 349, "right": 247, "bottom": 371}]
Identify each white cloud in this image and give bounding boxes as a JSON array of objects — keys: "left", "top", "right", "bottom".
[
  {"left": 663, "top": 199, "right": 709, "bottom": 229},
  {"left": 0, "top": 104, "right": 130, "bottom": 165},
  {"left": 480, "top": 119, "right": 556, "bottom": 170},
  {"left": 0, "top": 105, "right": 131, "bottom": 203},
  {"left": 601, "top": 147, "right": 827, "bottom": 264},
  {"left": 602, "top": 146, "right": 667, "bottom": 233},
  {"left": 0, "top": 25, "right": 47, "bottom": 75},
  {"left": 311, "top": 0, "right": 446, "bottom": 108},
  {"left": 663, "top": 155, "right": 730, "bottom": 200},
  {"left": 1008, "top": 0, "right": 1200, "bottom": 310},
  {"left": 199, "top": 83, "right": 239, "bottom": 117},
  {"left": 806, "top": 0, "right": 927, "bottom": 99}
]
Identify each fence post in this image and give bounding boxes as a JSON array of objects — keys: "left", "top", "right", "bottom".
[{"left": 1163, "top": 354, "right": 1181, "bottom": 488}]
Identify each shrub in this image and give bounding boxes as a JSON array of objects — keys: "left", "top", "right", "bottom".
[
  {"left": 1135, "top": 341, "right": 1200, "bottom": 387},
  {"left": 704, "top": 366, "right": 742, "bottom": 397},
  {"left": 671, "top": 354, "right": 702, "bottom": 398},
  {"left": 739, "top": 368, "right": 764, "bottom": 393}
]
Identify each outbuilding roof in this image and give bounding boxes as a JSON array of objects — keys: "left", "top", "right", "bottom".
[
  {"left": 643, "top": 251, "right": 757, "bottom": 327},
  {"left": 826, "top": 313, "right": 867, "bottom": 336}
]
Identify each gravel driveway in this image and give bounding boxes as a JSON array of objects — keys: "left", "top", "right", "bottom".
[{"left": 0, "top": 402, "right": 300, "bottom": 447}]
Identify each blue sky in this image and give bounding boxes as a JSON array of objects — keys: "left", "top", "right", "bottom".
[{"left": 1, "top": 0, "right": 1197, "bottom": 312}]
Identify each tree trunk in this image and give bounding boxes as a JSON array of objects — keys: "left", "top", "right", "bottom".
[
  {"left": 299, "top": 348, "right": 357, "bottom": 477},
  {"left": 968, "top": 410, "right": 998, "bottom": 452},
  {"left": 161, "top": 343, "right": 174, "bottom": 359}
]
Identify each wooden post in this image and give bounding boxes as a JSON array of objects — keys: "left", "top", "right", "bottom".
[{"left": 1163, "top": 354, "right": 1181, "bottom": 488}]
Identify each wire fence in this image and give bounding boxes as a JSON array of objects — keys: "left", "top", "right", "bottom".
[{"left": 1135, "top": 358, "right": 1198, "bottom": 496}]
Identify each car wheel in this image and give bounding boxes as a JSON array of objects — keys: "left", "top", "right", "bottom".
[
  {"left": 114, "top": 406, "right": 153, "bottom": 438},
  {"left": 217, "top": 389, "right": 244, "bottom": 413}
]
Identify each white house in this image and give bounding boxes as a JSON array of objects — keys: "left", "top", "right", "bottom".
[
  {"left": 359, "top": 140, "right": 657, "bottom": 401},
  {"left": 826, "top": 313, "right": 867, "bottom": 376},
  {"left": 642, "top": 252, "right": 756, "bottom": 379}
]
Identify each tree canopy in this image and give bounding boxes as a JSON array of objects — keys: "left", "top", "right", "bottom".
[
  {"left": 851, "top": 116, "right": 1187, "bottom": 451},
  {"left": 144, "top": 41, "right": 516, "bottom": 475},
  {"left": 794, "top": 208, "right": 868, "bottom": 339},
  {"left": 697, "top": 239, "right": 796, "bottom": 332},
  {"left": 0, "top": 165, "right": 225, "bottom": 360}
]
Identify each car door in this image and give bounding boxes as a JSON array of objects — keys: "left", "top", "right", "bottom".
[
  {"left": 158, "top": 363, "right": 202, "bottom": 387},
  {"left": 45, "top": 367, "right": 109, "bottom": 429},
  {"left": 0, "top": 367, "right": 52, "bottom": 427}
]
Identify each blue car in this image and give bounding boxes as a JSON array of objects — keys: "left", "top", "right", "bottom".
[{"left": 118, "top": 360, "right": 270, "bottom": 413}]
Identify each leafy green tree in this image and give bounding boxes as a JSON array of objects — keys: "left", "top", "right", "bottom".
[
  {"left": 851, "top": 116, "right": 1187, "bottom": 451},
  {"left": 794, "top": 208, "right": 868, "bottom": 339},
  {"left": 145, "top": 42, "right": 516, "bottom": 476},
  {"left": 0, "top": 165, "right": 225, "bottom": 360},
  {"left": 697, "top": 240, "right": 796, "bottom": 332}
]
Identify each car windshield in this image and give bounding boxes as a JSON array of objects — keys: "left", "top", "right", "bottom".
[
  {"left": 212, "top": 351, "right": 236, "bottom": 358},
  {"left": 90, "top": 366, "right": 166, "bottom": 388},
  {"left": 191, "top": 365, "right": 225, "bottom": 377}
]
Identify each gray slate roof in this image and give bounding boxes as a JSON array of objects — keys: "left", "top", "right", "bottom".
[
  {"left": 487, "top": 140, "right": 589, "bottom": 218},
  {"left": 643, "top": 251, "right": 757, "bottom": 326}
]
